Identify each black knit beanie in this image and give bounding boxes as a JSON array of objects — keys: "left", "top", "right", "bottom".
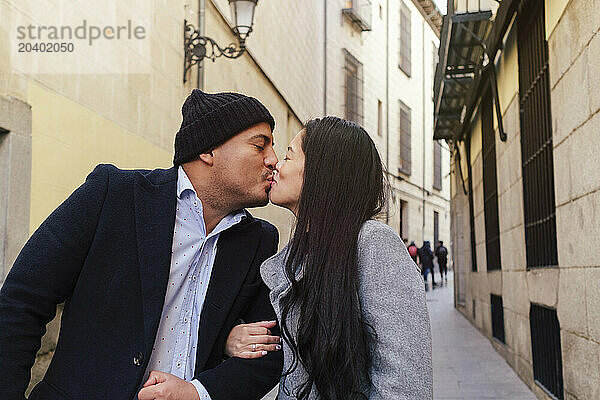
[{"left": 173, "top": 89, "right": 276, "bottom": 165}]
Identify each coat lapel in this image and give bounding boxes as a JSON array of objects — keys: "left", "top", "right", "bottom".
[
  {"left": 195, "top": 217, "right": 261, "bottom": 370},
  {"left": 133, "top": 167, "right": 178, "bottom": 353}
]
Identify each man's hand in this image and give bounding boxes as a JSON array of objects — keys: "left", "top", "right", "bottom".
[{"left": 138, "top": 371, "right": 200, "bottom": 400}]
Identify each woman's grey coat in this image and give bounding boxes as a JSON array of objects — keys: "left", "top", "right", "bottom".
[{"left": 260, "top": 220, "right": 433, "bottom": 399}]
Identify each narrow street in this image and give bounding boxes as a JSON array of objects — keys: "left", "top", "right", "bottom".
[
  {"left": 427, "top": 272, "right": 535, "bottom": 400},
  {"left": 263, "top": 270, "right": 537, "bottom": 400}
]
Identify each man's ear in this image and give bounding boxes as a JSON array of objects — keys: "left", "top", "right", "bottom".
[{"left": 198, "top": 151, "right": 214, "bottom": 166}]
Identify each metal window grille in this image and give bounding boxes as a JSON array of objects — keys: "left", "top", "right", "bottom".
[
  {"left": 517, "top": 0, "right": 558, "bottom": 269},
  {"left": 530, "top": 303, "right": 564, "bottom": 399},
  {"left": 344, "top": 49, "right": 364, "bottom": 125},
  {"left": 482, "top": 91, "right": 502, "bottom": 271},
  {"left": 433, "top": 211, "right": 439, "bottom": 246},
  {"left": 466, "top": 136, "right": 478, "bottom": 272},
  {"left": 490, "top": 294, "right": 505, "bottom": 343},
  {"left": 398, "top": 100, "right": 412, "bottom": 175},
  {"left": 399, "top": 1, "right": 411, "bottom": 76},
  {"left": 433, "top": 141, "right": 442, "bottom": 190}
]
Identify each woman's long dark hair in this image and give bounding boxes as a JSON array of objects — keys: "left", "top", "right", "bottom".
[{"left": 280, "top": 117, "right": 387, "bottom": 399}]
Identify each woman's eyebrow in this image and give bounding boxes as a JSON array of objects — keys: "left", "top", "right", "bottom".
[{"left": 288, "top": 146, "right": 294, "bottom": 153}]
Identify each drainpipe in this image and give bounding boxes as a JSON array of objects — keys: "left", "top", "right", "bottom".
[
  {"left": 197, "top": 0, "right": 206, "bottom": 89},
  {"left": 385, "top": 0, "right": 390, "bottom": 224},
  {"left": 323, "top": 0, "right": 327, "bottom": 115},
  {"left": 421, "top": 19, "right": 426, "bottom": 243}
]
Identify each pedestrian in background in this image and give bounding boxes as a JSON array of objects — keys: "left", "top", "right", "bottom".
[
  {"left": 419, "top": 241, "right": 435, "bottom": 290},
  {"left": 407, "top": 240, "right": 419, "bottom": 265},
  {"left": 435, "top": 240, "right": 448, "bottom": 285}
]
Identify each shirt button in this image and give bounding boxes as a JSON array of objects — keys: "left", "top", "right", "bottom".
[
  {"left": 133, "top": 352, "right": 144, "bottom": 366},
  {"left": 177, "top": 361, "right": 182, "bottom": 368}
]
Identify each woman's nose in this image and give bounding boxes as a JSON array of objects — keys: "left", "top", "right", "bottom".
[{"left": 275, "top": 159, "right": 284, "bottom": 171}]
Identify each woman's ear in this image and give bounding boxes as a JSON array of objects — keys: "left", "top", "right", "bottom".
[{"left": 198, "top": 151, "right": 214, "bottom": 166}]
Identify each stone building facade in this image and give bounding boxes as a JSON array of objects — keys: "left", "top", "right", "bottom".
[{"left": 435, "top": 0, "right": 600, "bottom": 399}]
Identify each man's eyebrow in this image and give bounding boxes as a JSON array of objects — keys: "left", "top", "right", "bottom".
[{"left": 249, "top": 134, "right": 272, "bottom": 145}]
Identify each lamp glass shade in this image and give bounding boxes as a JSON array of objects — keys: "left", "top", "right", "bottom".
[{"left": 229, "top": 0, "right": 257, "bottom": 40}]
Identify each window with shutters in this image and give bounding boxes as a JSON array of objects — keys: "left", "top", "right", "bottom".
[
  {"left": 433, "top": 141, "right": 442, "bottom": 190},
  {"left": 398, "top": 1, "right": 411, "bottom": 76},
  {"left": 518, "top": 0, "right": 558, "bottom": 269},
  {"left": 482, "top": 90, "right": 501, "bottom": 271},
  {"left": 398, "top": 100, "right": 411, "bottom": 175},
  {"left": 344, "top": 49, "right": 364, "bottom": 125}
]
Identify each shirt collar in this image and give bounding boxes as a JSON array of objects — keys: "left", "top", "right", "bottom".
[
  {"left": 177, "top": 166, "right": 246, "bottom": 235},
  {"left": 177, "top": 166, "right": 196, "bottom": 199}
]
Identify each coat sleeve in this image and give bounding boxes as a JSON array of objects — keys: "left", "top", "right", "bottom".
[
  {"left": 0, "top": 165, "right": 110, "bottom": 400},
  {"left": 357, "top": 222, "right": 433, "bottom": 400},
  {"left": 196, "top": 223, "right": 283, "bottom": 400}
]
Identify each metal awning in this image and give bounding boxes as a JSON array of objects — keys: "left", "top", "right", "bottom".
[{"left": 433, "top": 11, "right": 493, "bottom": 140}]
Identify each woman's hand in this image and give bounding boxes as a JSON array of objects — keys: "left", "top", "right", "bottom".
[{"left": 225, "top": 320, "right": 282, "bottom": 359}]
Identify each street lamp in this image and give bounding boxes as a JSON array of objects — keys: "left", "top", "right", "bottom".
[{"left": 184, "top": 0, "right": 258, "bottom": 83}]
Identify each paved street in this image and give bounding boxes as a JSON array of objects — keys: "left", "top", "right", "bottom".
[
  {"left": 427, "top": 271, "right": 536, "bottom": 400},
  {"left": 264, "top": 270, "right": 537, "bottom": 400}
]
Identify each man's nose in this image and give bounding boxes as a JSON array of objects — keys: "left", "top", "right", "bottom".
[{"left": 264, "top": 147, "right": 278, "bottom": 170}]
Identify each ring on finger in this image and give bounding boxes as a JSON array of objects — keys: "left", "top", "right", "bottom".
[{"left": 252, "top": 344, "right": 256, "bottom": 351}]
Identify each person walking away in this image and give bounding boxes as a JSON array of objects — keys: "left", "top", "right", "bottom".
[
  {"left": 407, "top": 241, "right": 419, "bottom": 265},
  {"left": 419, "top": 241, "right": 435, "bottom": 290},
  {"left": 435, "top": 240, "right": 448, "bottom": 284}
]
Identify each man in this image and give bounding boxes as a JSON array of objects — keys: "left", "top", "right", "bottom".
[
  {"left": 418, "top": 241, "right": 435, "bottom": 291},
  {"left": 435, "top": 240, "right": 448, "bottom": 284},
  {"left": 0, "top": 90, "right": 283, "bottom": 400}
]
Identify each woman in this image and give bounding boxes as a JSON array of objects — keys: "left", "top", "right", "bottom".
[{"left": 226, "top": 117, "right": 432, "bottom": 399}]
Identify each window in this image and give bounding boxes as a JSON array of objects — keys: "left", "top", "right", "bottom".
[
  {"left": 399, "top": 199, "right": 408, "bottom": 238},
  {"left": 398, "top": 1, "right": 411, "bottom": 76},
  {"left": 398, "top": 100, "right": 411, "bottom": 175},
  {"left": 344, "top": 49, "right": 364, "bottom": 124},
  {"left": 433, "top": 141, "right": 442, "bottom": 190},
  {"left": 466, "top": 137, "right": 477, "bottom": 272},
  {"left": 482, "top": 91, "right": 501, "bottom": 271},
  {"left": 342, "top": 0, "right": 372, "bottom": 31},
  {"left": 490, "top": 294, "right": 505, "bottom": 343},
  {"left": 377, "top": 100, "right": 383, "bottom": 136},
  {"left": 530, "top": 304, "right": 563, "bottom": 399},
  {"left": 518, "top": 0, "right": 558, "bottom": 269},
  {"left": 433, "top": 211, "right": 439, "bottom": 247}
]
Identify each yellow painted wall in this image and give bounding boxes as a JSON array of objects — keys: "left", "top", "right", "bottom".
[
  {"left": 470, "top": 110, "right": 482, "bottom": 160},
  {"left": 494, "top": 27, "right": 519, "bottom": 129},
  {"left": 28, "top": 82, "right": 172, "bottom": 233},
  {"left": 545, "top": 0, "right": 570, "bottom": 40}
]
